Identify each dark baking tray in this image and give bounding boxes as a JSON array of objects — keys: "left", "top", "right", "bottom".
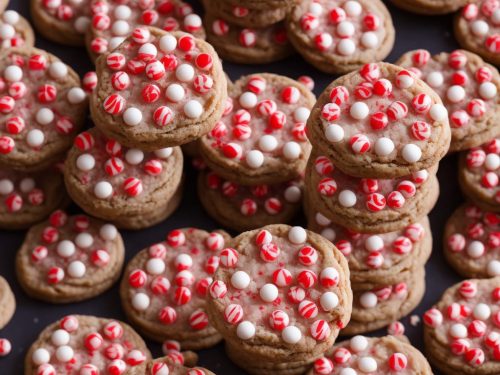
[{"left": 1, "top": 1, "right": 465, "bottom": 373}]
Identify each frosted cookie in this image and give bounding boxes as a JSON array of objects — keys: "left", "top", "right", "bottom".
[
  {"left": 397, "top": 49, "right": 500, "bottom": 152},
  {"left": 198, "top": 169, "right": 303, "bottom": 232},
  {"left": 454, "top": 1, "right": 500, "bottom": 67},
  {"left": 423, "top": 277, "right": 500, "bottom": 374},
  {"left": 307, "top": 62, "right": 451, "bottom": 179},
  {"left": 0, "top": 48, "right": 87, "bottom": 172},
  {"left": 0, "top": 276, "right": 15, "bottom": 330},
  {"left": 64, "top": 128, "right": 183, "bottom": 230},
  {"left": 0, "top": 10, "right": 35, "bottom": 50},
  {"left": 30, "top": 0, "right": 91, "bottom": 46},
  {"left": 305, "top": 152, "right": 439, "bottom": 233},
  {"left": 25, "top": 315, "right": 151, "bottom": 375},
  {"left": 120, "top": 228, "right": 230, "bottom": 349},
  {"left": 459, "top": 138, "right": 500, "bottom": 212},
  {"left": 286, "top": 0, "right": 395, "bottom": 74},
  {"left": 200, "top": 73, "right": 315, "bottom": 185},
  {"left": 91, "top": 27, "right": 226, "bottom": 150},
  {"left": 207, "top": 225, "right": 352, "bottom": 375},
  {"left": 86, "top": 0, "right": 205, "bottom": 62},
  {"left": 16, "top": 210, "right": 124, "bottom": 303},
  {"left": 390, "top": 0, "right": 468, "bottom": 15}
]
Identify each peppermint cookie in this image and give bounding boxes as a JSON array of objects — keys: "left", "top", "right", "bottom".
[
  {"left": 397, "top": 49, "right": 500, "bottom": 152},
  {"left": 286, "top": 0, "right": 395, "bottom": 74},
  {"left": 0, "top": 167, "right": 68, "bottom": 230},
  {"left": 207, "top": 225, "right": 352, "bottom": 375},
  {"left": 459, "top": 138, "right": 500, "bottom": 212},
  {"left": 423, "top": 277, "right": 500, "bottom": 374},
  {"left": 147, "top": 352, "right": 215, "bottom": 375},
  {"left": 390, "top": 0, "right": 469, "bottom": 15},
  {"left": 16, "top": 210, "right": 124, "bottom": 303},
  {"left": 204, "top": 13, "right": 293, "bottom": 64},
  {"left": 454, "top": 1, "right": 500, "bottom": 67},
  {"left": 0, "top": 10, "right": 35, "bottom": 50},
  {"left": 91, "top": 27, "right": 226, "bottom": 150},
  {"left": 308, "top": 335, "right": 433, "bottom": 375},
  {"left": 30, "top": 0, "right": 91, "bottom": 46},
  {"left": 0, "top": 47, "right": 87, "bottom": 172},
  {"left": 198, "top": 169, "right": 303, "bottom": 232},
  {"left": 305, "top": 152, "right": 439, "bottom": 233},
  {"left": 25, "top": 315, "right": 151, "bottom": 375},
  {"left": 0, "top": 276, "right": 15, "bottom": 330},
  {"left": 86, "top": 0, "right": 205, "bottom": 62},
  {"left": 307, "top": 62, "right": 451, "bottom": 179},
  {"left": 342, "top": 268, "right": 426, "bottom": 335},
  {"left": 64, "top": 128, "right": 184, "bottom": 230},
  {"left": 200, "top": 74, "right": 315, "bottom": 185},
  {"left": 444, "top": 203, "right": 500, "bottom": 278},
  {"left": 120, "top": 228, "right": 230, "bottom": 350}
]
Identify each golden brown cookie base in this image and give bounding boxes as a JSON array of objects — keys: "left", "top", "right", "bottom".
[{"left": 0, "top": 276, "right": 15, "bottom": 329}]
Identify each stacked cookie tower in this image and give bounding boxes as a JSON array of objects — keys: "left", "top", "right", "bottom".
[
  {"left": 305, "top": 61, "right": 452, "bottom": 334},
  {"left": 197, "top": 73, "right": 315, "bottom": 231}
]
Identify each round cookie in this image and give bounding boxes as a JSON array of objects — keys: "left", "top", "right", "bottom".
[
  {"left": 204, "top": 13, "right": 293, "bottom": 64},
  {"left": 30, "top": 0, "right": 91, "bottom": 46},
  {"left": 91, "top": 27, "right": 227, "bottom": 150},
  {"left": 444, "top": 203, "right": 500, "bottom": 278},
  {"left": 459, "top": 138, "right": 500, "bottom": 212},
  {"left": 342, "top": 267, "right": 426, "bottom": 335},
  {"left": 25, "top": 315, "right": 151, "bottom": 375},
  {"left": 86, "top": 0, "right": 205, "bottom": 62},
  {"left": 309, "top": 335, "right": 433, "bottom": 375},
  {"left": 305, "top": 152, "right": 439, "bottom": 233},
  {"left": 0, "top": 276, "right": 15, "bottom": 330},
  {"left": 148, "top": 352, "right": 215, "bottom": 375},
  {"left": 64, "top": 128, "right": 184, "bottom": 230},
  {"left": 207, "top": 225, "right": 352, "bottom": 375},
  {"left": 0, "top": 47, "right": 87, "bottom": 172},
  {"left": 286, "top": 0, "right": 395, "bottom": 74},
  {"left": 198, "top": 169, "right": 303, "bottom": 232},
  {"left": 200, "top": 74, "right": 315, "bottom": 185},
  {"left": 16, "top": 210, "right": 125, "bottom": 303},
  {"left": 0, "top": 10, "right": 35, "bottom": 50},
  {"left": 120, "top": 228, "right": 229, "bottom": 350},
  {"left": 454, "top": 1, "right": 500, "bottom": 67},
  {"left": 396, "top": 49, "right": 500, "bottom": 152},
  {"left": 306, "top": 62, "right": 451, "bottom": 179},
  {"left": 423, "top": 277, "right": 500, "bottom": 375},
  {"left": 0, "top": 167, "right": 68, "bottom": 230},
  {"left": 390, "top": 0, "right": 469, "bottom": 15}
]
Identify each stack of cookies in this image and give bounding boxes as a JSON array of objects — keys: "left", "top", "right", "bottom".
[
  {"left": 198, "top": 73, "right": 315, "bottom": 231},
  {"left": 304, "top": 61, "right": 452, "bottom": 334}
]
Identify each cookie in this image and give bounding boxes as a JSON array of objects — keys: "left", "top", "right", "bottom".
[
  {"left": 200, "top": 73, "right": 315, "bottom": 185},
  {"left": 204, "top": 12, "right": 293, "bottom": 64},
  {"left": 64, "top": 128, "right": 184, "bottom": 230},
  {"left": 286, "top": 0, "right": 395, "bottom": 74},
  {"left": 306, "top": 203, "right": 432, "bottom": 287},
  {"left": 308, "top": 335, "right": 433, "bottom": 374},
  {"left": 91, "top": 27, "right": 227, "bottom": 150},
  {"left": 305, "top": 152, "right": 439, "bottom": 233},
  {"left": 25, "top": 315, "right": 151, "bottom": 375},
  {"left": 198, "top": 169, "right": 303, "bottom": 232},
  {"left": 0, "top": 0, "right": 7, "bottom": 13},
  {"left": 0, "top": 47, "right": 87, "bottom": 172},
  {"left": 306, "top": 62, "right": 451, "bottom": 179},
  {"left": 16, "top": 210, "right": 124, "bottom": 303},
  {"left": 207, "top": 225, "right": 352, "bottom": 375},
  {"left": 342, "top": 267, "right": 426, "bottom": 335},
  {"left": 86, "top": 0, "right": 205, "bottom": 62},
  {"left": 459, "top": 138, "right": 500, "bottom": 212},
  {"left": 0, "top": 276, "right": 15, "bottom": 330},
  {"left": 0, "top": 10, "right": 35, "bottom": 50},
  {"left": 444, "top": 203, "right": 500, "bottom": 278},
  {"left": 0, "top": 167, "right": 68, "bottom": 230},
  {"left": 148, "top": 352, "right": 215, "bottom": 375},
  {"left": 30, "top": 0, "right": 91, "bottom": 46},
  {"left": 423, "top": 277, "right": 500, "bottom": 374},
  {"left": 390, "top": 0, "right": 469, "bottom": 15},
  {"left": 396, "top": 49, "right": 500, "bottom": 152},
  {"left": 454, "top": 1, "right": 500, "bottom": 67},
  {"left": 120, "top": 228, "right": 230, "bottom": 350}
]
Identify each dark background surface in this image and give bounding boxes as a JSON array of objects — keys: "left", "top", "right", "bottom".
[{"left": 0, "top": 1, "right": 466, "bottom": 373}]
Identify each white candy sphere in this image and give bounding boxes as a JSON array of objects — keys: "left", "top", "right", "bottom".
[
  {"left": 325, "top": 124, "right": 344, "bottom": 143},
  {"left": 288, "top": 226, "right": 307, "bottom": 244},
  {"left": 184, "top": 100, "right": 203, "bottom": 119},
  {"left": 338, "top": 190, "right": 357, "bottom": 207},
  {"left": 32, "top": 348, "right": 51, "bottom": 365},
  {"left": 231, "top": 271, "right": 251, "bottom": 289},
  {"left": 51, "top": 329, "right": 70, "bottom": 346},
  {"left": 55, "top": 345, "right": 74, "bottom": 362},
  {"left": 320, "top": 292, "right": 339, "bottom": 311},
  {"left": 125, "top": 149, "right": 144, "bottom": 165},
  {"left": 350, "top": 102, "right": 369, "bottom": 120},
  {"left": 401, "top": 144, "right": 422, "bottom": 163},
  {"left": 76, "top": 154, "right": 96, "bottom": 171},
  {"left": 350, "top": 335, "right": 369, "bottom": 352},
  {"left": 374, "top": 137, "right": 394, "bottom": 156},
  {"left": 236, "top": 321, "right": 255, "bottom": 340},
  {"left": 57, "top": 240, "right": 76, "bottom": 258},
  {"left": 94, "top": 181, "right": 113, "bottom": 199},
  {"left": 49, "top": 61, "right": 68, "bottom": 79},
  {"left": 146, "top": 258, "right": 166, "bottom": 275},
  {"left": 259, "top": 135, "right": 278, "bottom": 152},
  {"left": 123, "top": 107, "right": 142, "bottom": 126},
  {"left": 282, "top": 325, "right": 302, "bottom": 344},
  {"left": 359, "top": 292, "right": 377, "bottom": 308},
  {"left": 176, "top": 64, "right": 195, "bottom": 82},
  {"left": 4, "top": 65, "right": 22, "bottom": 82},
  {"left": 36, "top": 108, "right": 55, "bottom": 125},
  {"left": 282, "top": 142, "right": 301, "bottom": 159},
  {"left": 246, "top": 150, "right": 264, "bottom": 169},
  {"left": 132, "top": 292, "right": 150, "bottom": 311},
  {"left": 260, "top": 283, "right": 279, "bottom": 302},
  {"left": 67, "top": 261, "right": 86, "bottom": 278},
  {"left": 100, "top": 224, "right": 118, "bottom": 240},
  {"left": 426, "top": 71, "right": 444, "bottom": 88}
]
